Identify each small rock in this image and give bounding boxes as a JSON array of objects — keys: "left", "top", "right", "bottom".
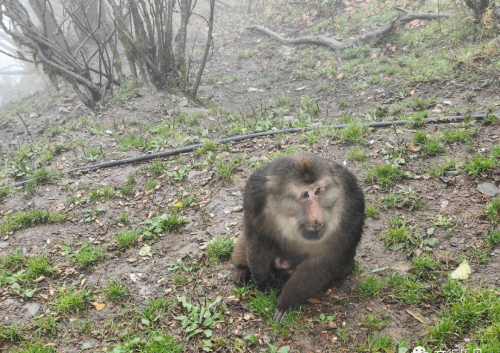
[
  {"left": 283, "top": 116, "right": 295, "bottom": 121},
  {"left": 129, "top": 273, "right": 144, "bottom": 283},
  {"left": 443, "top": 100, "right": 452, "bottom": 106},
  {"left": 0, "top": 242, "right": 9, "bottom": 249},
  {"left": 370, "top": 48, "right": 382, "bottom": 55},
  {"left": 191, "top": 234, "right": 205, "bottom": 242},
  {"left": 139, "top": 285, "right": 152, "bottom": 296},
  {"left": 223, "top": 208, "right": 232, "bottom": 214},
  {"left": 105, "top": 130, "right": 113, "bottom": 135},
  {"left": 247, "top": 87, "right": 258, "bottom": 92},
  {"left": 188, "top": 170, "right": 207, "bottom": 181},
  {"left": 477, "top": 182, "right": 500, "bottom": 197},
  {"left": 232, "top": 205, "right": 243, "bottom": 212},
  {"left": 23, "top": 303, "right": 41, "bottom": 316}
]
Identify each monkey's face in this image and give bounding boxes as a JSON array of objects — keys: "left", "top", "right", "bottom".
[{"left": 268, "top": 177, "right": 342, "bottom": 243}]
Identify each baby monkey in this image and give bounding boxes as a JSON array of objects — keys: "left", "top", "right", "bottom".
[{"left": 232, "top": 153, "right": 365, "bottom": 322}]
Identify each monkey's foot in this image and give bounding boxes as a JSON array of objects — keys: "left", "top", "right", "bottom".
[
  {"left": 273, "top": 308, "right": 288, "bottom": 323},
  {"left": 232, "top": 266, "right": 251, "bottom": 284}
]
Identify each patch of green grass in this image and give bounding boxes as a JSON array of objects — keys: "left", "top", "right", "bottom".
[
  {"left": 146, "top": 179, "right": 160, "bottom": 190},
  {"left": 362, "top": 314, "right": 389, "bottom": 333},
  {"left": 118, "top": 212, "right": 130, "bottom": 225},
  {"left": 119, "top": 134, "right": 143, "bottom": 151},
  {"left": 64, "top": 241, "right": 107, "bottom": 268},
  {"left": 236, "top": 48, "right": 258, "bottom": 60},
  {"left": 365, "top": 204, "right": 379, "bottom": 219},
  {"left": 141, "top": 209, "right": 187, "bottom": 238},
  {"left": 338, "top": 123, "right": 368, "bottom": 144},
  {"left": 0, "top": 209, "right": 67, "bottom": 234},
  {"left": 276, "top": 96, "right": 291, "bottom": 107},
  {"left": 52, "top": 285, "right": 89, "bottom": 314},
  {"left": 89, "top": 186, "right": 116, "bottom": 202},
  {"left": 465, "top": 155, "right": 496, "bottom": 178},
  {"left": 364, "top": 164, "right": 404, "bottom": 189},
  {"left": 103, "top": 279, "right": 129, "bottom": 303},
  {"left": 113, "top": 78, "right": 139, "bottom": 105},
  {"left": 141, "top": 296, "right": 174, "bottom": 326},
  {"left": 381, "top": 215, "right": 415, "bottom": 250},
  {"left": 204, "top": 234, "right": 235, "bottom": 263},
  {"left": 428, "top": 286, "right": 500, "bottom": 351},
  {"left": 441, "top": 125, "right": 479, "bottom": 143},
  {"left": 0, "top": 187, "right": 10, "bottom": 200},
  {"left": 215, "top": 158, "right": 237, "bottom": 182},
  {"left": 422, "top": 138, "right": 447, "bottom": 155},
  {"left": 196, "top": 140, "right": 218, "bottom": 156},
  {"left": 120, "top": 185, "right": 134, "bottom": 196},
  {"left": 347, "top": 146, "right": 368, "bottom": 161},
  {"left": 234, "top": 284, "right": 302, "bottom": 333},
  {"left": 89, "top": 122, "right": 106, "bottom": 135},
  {"left": 12, "top": 343, "right": 57, "bottom": 353},
  {"left": 382, "top": 191, "right": 402, "bottom": 210},
  {"left": 31, "top": 168, "right": 59, "bottom": 185},
  {"left": 491, "top": 145, "right": 500, "bottom": 159},
  {"left": 84, "top": 147, "right": 104, "bottom": 161},
  {"left": 358, "top": 275, "right": 385, "bottom": 298},
  {"left": 112, "top": 333, "right": 183, "bottom": 353},
  {"left": 1, "top": 248, "right": 25, "bottom": 271},
  {"left": 166, "top": 166, "right": 188, "bottom": 183},
  {"left": 413, "top": 130, "right": 427, "bottom": 145},
  {"left": 388, "top": 272, "right": 430, "bottom": 305},
  {"left": 407, "top": 111, "right": 428, "bottom": 128},
  {"left": 26, "top": 254, "right": 54, "bottom": 281},
  {"left": 338, "top": 99, "right": 347, "bottom": 108},
  {"left": 411, "top": 255, "right": 440, "bottom": 279},
  {"left": 485, "top": 230, "right": 500, "bottom": 246},
  {"left": 483, "top": 197, "right": 500, "bottom": 224},
  {"left": 114, "top": 229, "right": 139, "bottom": 249},
  {"left": 293, "top": 70, "right": 308, "bottom": 80},
  {"left": 33, "top": 313, "right": 59, "bottom": 337},
  {"left": 151, "top": 159, "right": 165, "bottom": 176},
  {"left": 0, "top": 323, "right": 24, "bottom": 342},
  {"left": 428, "top": 156, "right": 460, "bottom": 177}
]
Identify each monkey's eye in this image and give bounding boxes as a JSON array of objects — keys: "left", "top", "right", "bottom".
[
  {"left": 314, "top": 188, "right": 321, "bottom": 196},
  {"left": 300, "top": 191, "right": 309, "bottom": 199}
]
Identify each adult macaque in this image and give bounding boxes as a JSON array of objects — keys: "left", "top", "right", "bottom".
[{"left": 232, "top": 153, "right": 365, "bottom": 322}]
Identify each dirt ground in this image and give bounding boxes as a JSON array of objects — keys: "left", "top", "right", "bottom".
[{"left": 1, "top": 0, "right": 500, "bottom": 352}]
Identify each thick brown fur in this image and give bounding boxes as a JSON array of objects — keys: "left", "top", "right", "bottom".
[{"left": 232, "top": 153, "right": 365, "bottom": 321}]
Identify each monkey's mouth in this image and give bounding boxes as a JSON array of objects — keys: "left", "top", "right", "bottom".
[{"left": 300, "top": 224, "right": 325, "bottom": 240}]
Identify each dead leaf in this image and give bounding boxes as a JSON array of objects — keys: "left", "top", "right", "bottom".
[
  {"left": 410, "top": 19, "right": 419, "bottom": 26},
  {"left": 337, "top": 73, "right": 345, "bottom": 80},
  {"left": 309, "top": 298, "right": 322, "bottom": 303},
  {"left": 394, "top": 29, "right": 401, "bottom": 35},
  {"left": 406, "top": 309, "right": 426, "bottom": 324},
  {"left": 34, "top": 276, "right": 45, "bottom": 283},
  {"left": 324, "top": 60, "right": 331, "bottom": 67},
  {"left": 405, "top": 143, "right": 421, "bottom": 153},
  {"left": 262, "top": 61, "right": 268, "bottom": 69},
  {"left": 391, "top": 45, "right": 396, "bottom": 52},
  {"left": 235, "top": 64, "right": 242, "bottom": 69},
  {"left": 256, "top": 38, "right": 262, "bottom": 43},
  {"left": 57, "top": 162, "right": 64, "bottom": 170},
  {"left": 224, "top": 79, "right": 232, "bottom": 84},
  {"left": 92, "top": 302, "right": 105, "bottom": 311},
  {"left": 451, "top": 259, "right": 471, "bottom": 280},
  {"left": 371, "top": 53, "right": 377, "bottom": 59},
  {"left": 126, "top": 258, "right": 137, "bottom": 263},
  {"left": 178, "top": 100, "right": 188, "bottom": 107},
  {"left": 410, "top": 89, "right": 415, "bottom": 96},
  {"left": 264, "top": 52, "right": 274, "bottom": 58}
]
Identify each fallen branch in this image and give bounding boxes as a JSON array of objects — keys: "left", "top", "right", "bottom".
[
  {"left": 246, "top": 20, "right": 396, "bottom": 50},
  {"left": 394, "top": 6, "right": 453, "bottom": 23},
  {"left": 245, "top": 6, "right": 457, "bottom": 50}
]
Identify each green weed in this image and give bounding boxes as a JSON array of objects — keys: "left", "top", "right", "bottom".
[
  {"left": 204, "top": 234, "right": 235, "bottom": 263},
  {"left": 114, "top": 229, "right": 139, "bottom": 249},
  {"left": 364, "top": 165, "right": 404, "bottom": 189},
  {"left": 0, "top": 209, "right": 67, "bottom": 234},
  {"left": 52, "top": 285, "right": 89, "bottom": 314},
  {"left": 64, "top": 241, "right": 107, "bottom": 268},
  {"left": 103, "top": 279, "right": 129, "bottom": 303}
]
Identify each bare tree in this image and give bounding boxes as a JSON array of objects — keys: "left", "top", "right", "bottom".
[{"left": 0, "top": 0, "right": 214, "bottom": 108}]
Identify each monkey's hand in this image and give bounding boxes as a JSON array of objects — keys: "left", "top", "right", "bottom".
[{"left": 273, "top": 308, "right": 289, "bottom": 323}]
